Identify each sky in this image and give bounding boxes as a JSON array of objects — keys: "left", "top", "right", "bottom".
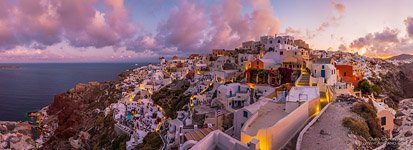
[{"left": 0, "top": 0, "right": 413, "bottom": 63}]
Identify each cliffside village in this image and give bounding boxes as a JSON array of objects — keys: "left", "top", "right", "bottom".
[{"left": 28, "top": 34, "right": 401, "bottom": 150}]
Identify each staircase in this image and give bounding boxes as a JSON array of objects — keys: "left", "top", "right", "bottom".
[{"left": 296, "top": 68, "right": 310, "bottom": 87}]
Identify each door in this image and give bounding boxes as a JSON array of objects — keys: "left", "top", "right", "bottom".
[{"left": 321, "top": 70, "right": 326, "bottom": 78}]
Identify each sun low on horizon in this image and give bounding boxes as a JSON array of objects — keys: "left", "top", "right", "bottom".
[{"left": 1, "top": 0, "right": 413, "bottom": 63}]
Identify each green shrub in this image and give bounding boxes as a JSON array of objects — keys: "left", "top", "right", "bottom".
[
  {"left": 135, "top": 132, "right": 163, "bottom": 150},
  {"left": 356, "top": 79, "right": 381, "bottom": 95},
  {"left": 352, "top": 101, "right": 377, "bottom": 119},
  {"left": 351, "top": 101, "right": 384, "bottom": 138},
  {"left": 111, "top": 134, "right": 130, "bottom": 150},
  {"left": 342, "top": 117, "right": 371, "bottom": 139}
]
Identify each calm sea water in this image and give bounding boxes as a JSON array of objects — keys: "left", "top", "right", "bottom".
[{"left": 0, "top": 63, "right": 148, "bottom": 121}]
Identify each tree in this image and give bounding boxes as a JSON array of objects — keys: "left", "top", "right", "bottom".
[{"left": 356, "top": 79, "right": 381, "bottom": 95}]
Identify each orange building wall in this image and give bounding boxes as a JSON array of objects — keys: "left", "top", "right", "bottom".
[
  {"left": 335, "top": 64, "right": 363, "bottom": 87},
  {"left": 250, "top": 59, "right": 264, "bottom": 69}
]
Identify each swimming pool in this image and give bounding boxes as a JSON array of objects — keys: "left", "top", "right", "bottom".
[{"left": 127, "top": 111, "right": 132, "bottom": 120}]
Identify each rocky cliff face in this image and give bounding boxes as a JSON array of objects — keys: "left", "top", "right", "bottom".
[
  {"left": 41, "top": 72, "right": 129, "bottom": 149},
  {"left": 0, "top": 121, "right": 35, "bottom": 150},
  {"left": 399, "top": 63, "right": 413, "bottom": 98},
  {"left": 371, "top": 62, "right": 411, "bottom": 105},
  {"left": 391, "top": 99, "right": 413, "bottom": 150}
]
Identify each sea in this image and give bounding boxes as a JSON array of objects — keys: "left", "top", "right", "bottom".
[{"left": 0, "top": 63, "right": 150, "bottom": 121}]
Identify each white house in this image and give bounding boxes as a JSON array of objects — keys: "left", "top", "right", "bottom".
[
  {"left": 182, "top": 130, "right": 258, "bottom": 150},
  {"left": 310, "top": 62, "right": 338, "bottom": 86},
  {"left": 260, "top": 35, "right": 298, "bottom": 51},
  {"left": 217, "top": 83, "right": 252, "bottom": 111},
  {"left": 285, "top": 86, "right": 320, "bottom": 113},
  {"left": 233, "top": 100, "right": 268, "bottom": 140},
  {"left": 240, "top": 87, "right": 320, "bottom": 149}
]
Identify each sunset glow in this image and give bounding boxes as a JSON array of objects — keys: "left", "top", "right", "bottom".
[{"left": 0, "top": 0, "right": 412, "bottom": 62}]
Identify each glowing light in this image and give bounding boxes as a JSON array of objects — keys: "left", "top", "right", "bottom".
[
  {"left": 376, "top": 55, "right": 393, "bottom": 59},
  {"left": 359, "top": 47, "right": 367, "bottom": 56},
  {"left": 246, "top": 83, "right": 255, "bottom": 89}
]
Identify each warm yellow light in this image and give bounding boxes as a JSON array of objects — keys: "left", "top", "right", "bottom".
[
  {"left": 246, "top": 83, "right": 255, "bottom": 89},
  {"left": 359, "top": 47, "right": 367, "bottom": 56},
  {"left": 376, "top": 55, "right": 393, "bottom": 59}
]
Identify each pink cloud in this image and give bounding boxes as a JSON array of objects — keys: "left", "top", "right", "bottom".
[
  {"left": 0, "top": 0, "right": 136, "bottom": 51},
  {"left": 144, "top": 0, "right": 280, "bottom": 53},
  {"left": 156, "top": 0, "right": 208, "bottom": 51},
  {"left": 316, "top": 1, "right": 346, "bottom": 32},
  {"left": 344, "top": 24, "right": 413, "bottom": 57},
  {"left": 405, "top": 17, "right": 413, "bottom": 38}
]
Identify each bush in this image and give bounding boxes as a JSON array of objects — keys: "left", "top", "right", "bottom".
[
  {"left": 152, "top": 80, "right": 190, "bottom": 119},
  {"left": 111, "top": 134, "right": 130, "bottom": 150},
  {"left": 135, "top": 132, "right": 163, "bottom": 150},
  {"left": 352, "top": 101, "right": 377, "bottom": 119},
  {"left": 351, "top": 101, "right": 384, "bottom": 138},
  {"left": 342, "top": 117, "right": 371, "bottom": 139},
  {"left": 356, "top": 79, "right": 381, "bottom": 95}
]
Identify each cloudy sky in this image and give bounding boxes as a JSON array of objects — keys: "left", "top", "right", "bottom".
[{"left": 1, "top": 0, "right": 413, "bottom": 63}]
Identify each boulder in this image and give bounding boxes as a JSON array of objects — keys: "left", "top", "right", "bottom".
[
  {"left": 320, "top": 129, "right": 330, "bottom": 135},
  {"left": 394, "top": 118, "right": 403, "bottom": 126},
  {"left": 395, "top": 111, "right": 405, "bottom": 117},
  {"left": 405, "top": 131, "right": 413, "bottom": 137}
]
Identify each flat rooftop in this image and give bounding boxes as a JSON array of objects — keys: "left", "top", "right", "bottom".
[
  {"left": 184, "top": 127, "right": 218, "bottom": 141},
  {"left": 242, "top": 102, "right": 288, "bottom": 136}
]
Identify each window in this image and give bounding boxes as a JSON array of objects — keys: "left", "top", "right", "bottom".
[
  {"left": 280, "top": 52, "right": 283, "bottom": 55},
  {"left": 322, "top": 65, "right": 324, "bottom": 69},
  {"left": 344, "top": 72, "right": 347, "bottom": 76},
  {"left": 381, "top": 117, "right": 386, "bottom": 126},
  {"left": 278, "top": 40, "right": 280, "bottom": 43},
  {"left": 243, "top": 111, "right": 248, "bottom": 118}
]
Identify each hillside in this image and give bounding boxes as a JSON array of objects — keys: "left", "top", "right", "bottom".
[
  {"left": 39, "top": 71, "right": 132, "bottom": 149},
  {"left": 387, "top": 54, "right": 413, "bottom": 61}
]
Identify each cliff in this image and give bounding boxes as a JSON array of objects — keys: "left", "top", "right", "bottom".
[
  {"left": 370, "top": 62, "right": 412, "bottom": 107},
  {"left": 0, "top": 121, "right": 35, "bottom": 149},
  {"left": 40, "top": 71, "right": 130, "bottom": 149},
  {"left": 391, "top": 98, "right": 413, "bottom": 149}
]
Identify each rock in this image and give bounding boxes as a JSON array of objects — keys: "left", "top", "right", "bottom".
[
  {"left": 394, "top": 118, "right": 403, "bottom": 126},
  {"left": 396, "top": 111, "right": 405, "bottom": 117},
  {"left": 320, "top": 129, "right": 330, "bottom": 135},
  {"left": 405, "top": 131, "right": 413, "bottom": 137}
]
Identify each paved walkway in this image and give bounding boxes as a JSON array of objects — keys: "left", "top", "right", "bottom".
[{"left": 301, "top": 102, "right": 363, "bottom": 150}]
